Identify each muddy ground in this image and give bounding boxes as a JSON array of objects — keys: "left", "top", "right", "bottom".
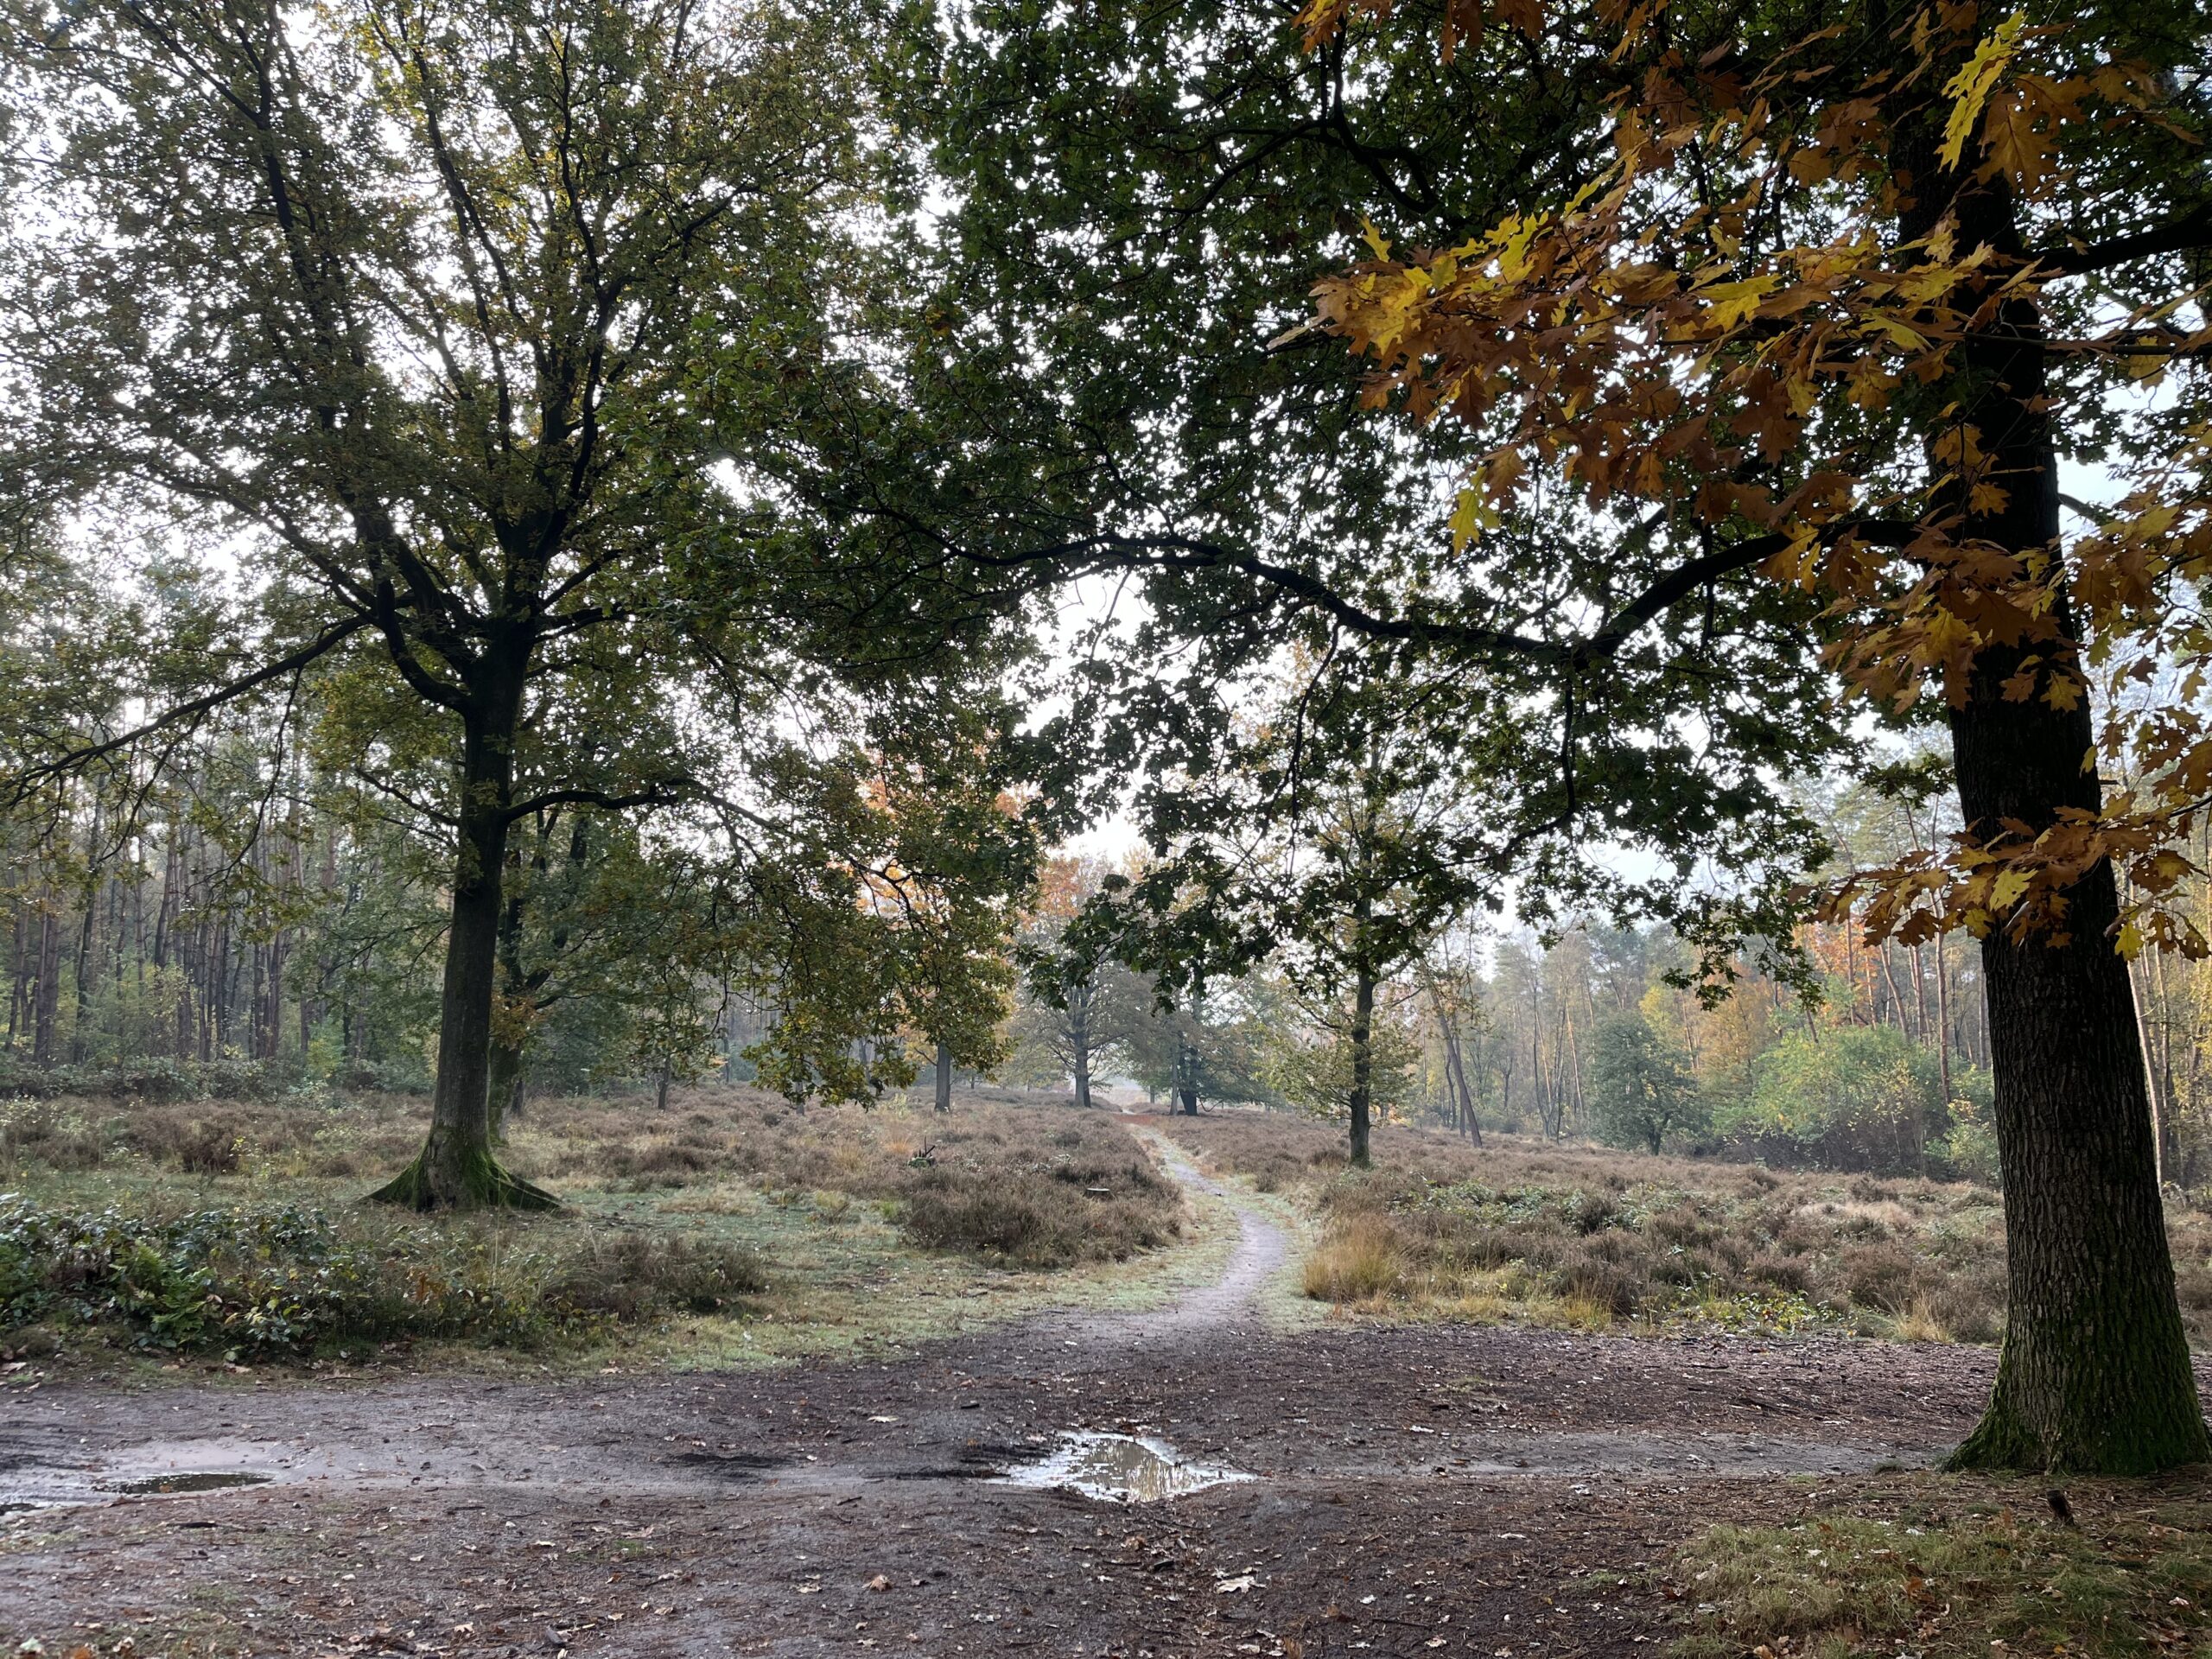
[{"left": 0, "top": 1128, "right": 2040, "bottom": 1659}]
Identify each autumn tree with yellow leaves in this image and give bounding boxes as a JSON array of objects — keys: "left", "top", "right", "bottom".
[{"left": 1300, "top": 0, "right": 2211, "bottom": 1470}]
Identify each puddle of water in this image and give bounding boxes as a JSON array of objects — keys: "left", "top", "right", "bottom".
[
  {"left": 104, "top": 1471, "right": 272, "bottom": 1497},
  {"left": 997, "top": 1432, "right": 1254, "bottom": 1503}
]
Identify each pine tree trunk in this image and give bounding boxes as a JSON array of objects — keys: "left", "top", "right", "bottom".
[{"left": 369, "top": 660, "right": 555, "bottom": 1212}]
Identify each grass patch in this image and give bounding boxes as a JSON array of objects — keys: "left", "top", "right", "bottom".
[
  {"left": 0, "top": 1085, "right": 1188, "bottom": 1370},
  {"left": 1666, "top": 1477, "right": 2212, "bottom": 1659},
  {"left": 1301, "top": 1212, "right": 1408, "bottom": 1300},
  {"left": 1163, "top": 1114, "right": 2036, "bottom": 1339}
]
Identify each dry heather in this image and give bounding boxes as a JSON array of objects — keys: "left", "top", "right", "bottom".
[
  {"left": 524, "top": 1088, "right": 1184, "bottom": 1267},
  {"left": 1160, "top": 1112, "right": 2212, "bottom": 1345},
  {"left": 0, "top": 1086, "right": 1181, "bottom": 1268},
  {"left": 0, "top": 1087, "right": 1183, "bottom": 1362}
]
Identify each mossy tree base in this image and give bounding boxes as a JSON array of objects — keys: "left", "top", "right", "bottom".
[
  {"left": 365, "top": 1135, "right": 559, "bottom": 1212},
  {"left": 1944, "top": 1338, "right": 2210, "bottom": 1476},
  {"left": 1945, "top": 1394, "right": 2209, "bottom": 1478}
]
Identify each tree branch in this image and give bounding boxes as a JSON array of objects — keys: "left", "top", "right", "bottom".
[
  {"left": 2037, "top": 203, "right": 2212, "bottom": 277},
  {"left": 499, "top": 780, "right": 691, "bottom": 826},
  {"left": 3, "top": 614, "right": 372, "bottom": 797}
]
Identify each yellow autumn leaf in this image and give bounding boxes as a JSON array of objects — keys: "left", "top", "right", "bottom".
[
  {"left": 1865, "top": 315, "right": 1929, "bottom": 352},
  {"left": 1941, "top": 12, "right": 2028, "bottom": 171},
  {"left": 2118, "top": 920, "right": 2145, "bottom": 960},
  {"left": 1358, "top": 215, "right": 1393, "bottom": 263},
  {"left": 1991, "top": 868, "right": 2034, "bottom": 912},
  {"left": 1493, "top": 213, "right": 1544, "bottom": 282},
  {"left": 1698, "top": 273, "right": 1782, "bottom": 333},
  {"left": 2042, "top": 674, "right": 2083, "bottom": 711},
  {"left": 1448, "top": 487, "right": 1497, "bottom": 552},
  {"left": 1979, "top": 90, "right": 2054, "bottom": 192}
]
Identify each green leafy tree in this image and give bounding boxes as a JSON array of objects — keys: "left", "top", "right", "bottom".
[
  {"left": 1586, "top": 1014, "right": 1704, "bottom": 1155},
  {"left": 1731, "top": 1027, "right": 1946, "bottom": 1176},
  {"left": 0, "top": 0, "right": 1008, "bottom": 1206}
]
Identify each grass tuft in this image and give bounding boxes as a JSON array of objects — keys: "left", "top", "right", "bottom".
[{"left": 1301, "top": 1213, "right": 1407, "bottom": 1301}]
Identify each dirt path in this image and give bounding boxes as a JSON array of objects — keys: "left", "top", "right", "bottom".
[{"left": 1, "top": 1127, "right": 2011, "bottom": 1658}]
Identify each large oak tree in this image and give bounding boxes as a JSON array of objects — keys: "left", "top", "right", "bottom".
[
  {"left": 896, "top": 0, "right": 2212, "bottom": 1470},
  {"left": 0, "top": 0, "right": 1020, "bottom": 1206}
]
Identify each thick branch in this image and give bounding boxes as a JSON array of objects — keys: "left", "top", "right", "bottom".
[
  {"left": 2037, "top": 204, "right": 2212, "bottom": 277},
  {"left": 3, "top": 614, "right": 372, "bottom": 796},
  {"left": 499, "top": 780, "right": 691, "bottom": 826}
]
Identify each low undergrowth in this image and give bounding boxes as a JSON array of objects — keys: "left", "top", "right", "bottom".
[
  {"left": 1170, "top": 1115, "right": 2029, "bottom": 1340},
  {"left": 1665, "top": 1478, "right": 2212, "bottom": 1659},
  {"left": 0, "top": 1196, "right": 767, "bottom": 1359},
  {"left": 0, "top": 1086, "right": 1185, "bottom": 1366}
]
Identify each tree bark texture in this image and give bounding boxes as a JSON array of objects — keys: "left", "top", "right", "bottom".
[
  {"left": 1923, "top": 147, "right": 2205, "bottom": 1473},
  {"left": 1348, "top": 963, "right": 1375, "bottom": 1167}
]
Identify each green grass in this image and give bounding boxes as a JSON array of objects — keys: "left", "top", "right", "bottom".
[{"left": 1666, "top": 1476, "right": 2212, "bottom": 1659}]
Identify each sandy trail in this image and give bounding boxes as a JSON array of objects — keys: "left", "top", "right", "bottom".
[{"left": 0, "top": 1123, "right": 2006, "bottom": 1657}]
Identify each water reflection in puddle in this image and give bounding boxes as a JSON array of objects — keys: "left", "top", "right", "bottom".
[
  {"left": 104, "top": 1471, "right": 273, "bottom": 1497},
  {"left": 997, "top": 1433, "right": 1254, "bottom": 1503}
]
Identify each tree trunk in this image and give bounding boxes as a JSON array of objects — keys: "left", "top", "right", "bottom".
[
  {"left": 934, "top": 1039, "right": 953, "bottom": 1114},
  {"left": 1069, "top": 992, "right": 1094, "bottom": 1110},
  {"left": 1347, "top": 963, "right": 1375, "bottom": 1167},
  {"left": 486, "top": 1034, "right": 527, "bottom": 1141},
  {"left": 1923, "top": 147, "right": 2204, "bottom": 1473},
  {"left": 369, "top": 664, "right": 556, "bottom": 1212},
  {"left": 1948, "top": 707, "right": 2205, "bottom": 1471}
]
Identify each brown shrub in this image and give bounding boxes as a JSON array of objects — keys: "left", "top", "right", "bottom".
[
  {"left": 2177, "top": 1257, "right": 2212, "bottom": 1312},
  {"left": 1747, "top": 1251, "right": 1811, "bottom": 1294},
  {"left": 1558, "top": 1243, "right": 1645, "bottom": 1314},
  {"left": 899, "top": 1170, "right": 1172, "bottom": 1268},
  {"left": 1840, "top": 1241, "right": 1922, "bottom": 1312},
  {"left": 1572, "top": 1190, "right": 1620, "bottom": 1234},
  {"left": 1, "top": 1102, "right": 106, "bottom": 1171},
  {"left": 542, "top": 1231, "right": 768, "bottom": 1319},
  {"left": 1929, "top": 1265, "right": 2005, "bottom": 1344}
]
